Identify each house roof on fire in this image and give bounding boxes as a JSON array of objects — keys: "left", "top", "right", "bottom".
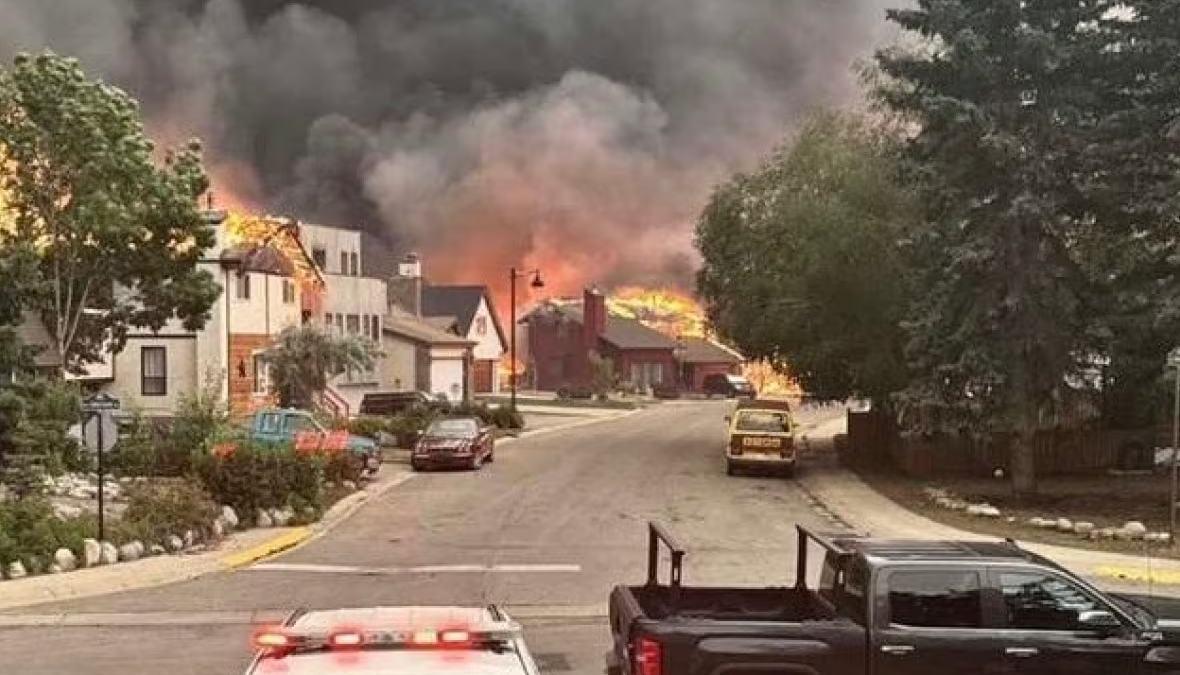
[
  {"left": 679, "top": 336, "right": 745, "bottom": 364},
  {"left": 421, "top": 285, "right": 507, "bottom": 348},
  {"left": 530, "top": 302, "right": 679, "bottom": 351}
]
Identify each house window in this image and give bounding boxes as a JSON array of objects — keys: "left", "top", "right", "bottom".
[
  {"left": 362, "top": 315, "right": 371, "bottom": 339},
  {"left": 475, "top": 316, "right": 488, "bottom": 336},
  {"left": 370, "top": 316, "right": 381, "bottom": 342},
  {"left": 252, "top": 354, "right": 268, "bottom": 394},
  {"left": 346, "top": 314, "right": 360, "bottom": 334},
  {"left": 325, "top": 312, "right": 334, "bottom": 328},
  {"left": 339, "top": 251, "right": 348, "bottom": 275},
  {"left": 350, "top": 252, "right": 359, "bottom": 276},
  {"left": 281, "top": 279, "right": 296, "bottom": 304},
  {"left": 335, "top": 314, "right": 344, "bottom": 332},
  {"left": 141, "top": 346, "right": 167, "bottom": 396},
  {"left": 235, "top": 273, "right": 251, "bottom": 300},
  {"left": 312, "top": 248, "right": 326, "bottom": 269}
]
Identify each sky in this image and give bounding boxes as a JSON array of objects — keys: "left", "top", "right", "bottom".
[{"left": 0, "top": 0, "right": 900, "bottom": 298}]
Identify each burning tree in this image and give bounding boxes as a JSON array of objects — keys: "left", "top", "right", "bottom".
[{"left": 0, "top": 52, "right": 220, "bottom": 372}]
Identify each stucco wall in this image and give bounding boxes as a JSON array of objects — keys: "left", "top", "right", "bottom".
[{"left": 101, "top": 337, "right": 199, "bottom": 416}]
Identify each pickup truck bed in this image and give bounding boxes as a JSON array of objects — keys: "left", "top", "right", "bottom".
[
  {"left": 623, "top": 585, "right": 836, "bottom": 623},
  {"left": 608, "top": 523, "right": 866, "bottom": 675}
]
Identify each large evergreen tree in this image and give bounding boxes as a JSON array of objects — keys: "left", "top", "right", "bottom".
[{"left": 876, "top": 1, "right": 1116, "bottom": 496}]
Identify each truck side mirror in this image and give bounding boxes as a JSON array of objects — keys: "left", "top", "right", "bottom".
[{"left": 1077, "top": 610, "right": 1120, "bottom": 631}]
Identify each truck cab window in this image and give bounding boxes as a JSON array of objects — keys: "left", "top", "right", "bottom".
[
  {"left": 999, "top": 572, "right": 1106, "bottom": 631},
  {"left": 888, "top": 571, "right": 982, "bottom": 628}
]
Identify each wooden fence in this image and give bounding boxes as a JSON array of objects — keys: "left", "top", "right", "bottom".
[{"left": 845, "top": 411, "right": 1154, "bottom": 478}]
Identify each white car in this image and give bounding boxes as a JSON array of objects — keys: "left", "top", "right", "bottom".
[{"left": 244, "top": 605, "right": 542, "bottom": 675}]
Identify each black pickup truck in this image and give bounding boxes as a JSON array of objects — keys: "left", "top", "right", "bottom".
[{"left": 607, "top": 522, "right": 1180, "bottom": 675}]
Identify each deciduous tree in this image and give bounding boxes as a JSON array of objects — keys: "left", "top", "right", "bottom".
[
  {"left": 0, "top": 52, "right": 220, "bottom": 373},
  {"left": 695, "top": 111, "right": 915, "bottom": 406}
]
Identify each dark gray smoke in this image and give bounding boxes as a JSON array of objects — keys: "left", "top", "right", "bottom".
[{"left": 0, "top": 0, "right": 896, "bottom": 296}]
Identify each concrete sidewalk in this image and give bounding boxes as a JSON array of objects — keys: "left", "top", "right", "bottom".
[{"left": 798, "top": 417, "right": 1180, "bottom": 596}]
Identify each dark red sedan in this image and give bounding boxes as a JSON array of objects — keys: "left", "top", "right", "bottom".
[{"left": 410, "top": 416, "right": 496, "bottom": 471}]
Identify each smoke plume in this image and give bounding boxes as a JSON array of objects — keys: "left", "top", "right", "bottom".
[{"left": 0, "top": 0, "right": 896, "bottom": 299}]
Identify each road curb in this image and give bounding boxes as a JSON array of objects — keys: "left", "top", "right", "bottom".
[
  {"left": 219, "top": 528, "right": 312, "bottom": 570},
  {"left": 1092, "top": 565, "right": 1180, "bottom": 586}
]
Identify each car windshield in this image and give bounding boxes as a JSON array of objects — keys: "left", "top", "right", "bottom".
[
  {"left": 734, "top": 411, "right": 790, "bottom": 432},
  {"left": 427, "top": 418, "right": 478, "bottom": 438}
]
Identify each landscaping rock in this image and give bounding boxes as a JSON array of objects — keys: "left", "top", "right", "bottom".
[
  {"left": 1005, "top": 516, "right": 1017, "bottom": 523},
  {"left": 256, "top": 509, "right": 274, "bottom": 528},
  {"left": 268, "top": 508, "right": 287, "bottom": 527},
  {"left": 166, "top": 535, "right": 184, "bottom": 552},
  {"left": 1037, "top": 518, "right": 1059, "bottom": 529},
  {"left": 967, "top": 504, "right": 1001, "bottom": 517},
  {"left": 118, "top": 543, "right": 141, "bottom": 562},
  {"left": 274, "top": 507, "right": 295, "bottom": 526},
  {"left": 7, "top": 561, "right": 27, "bottom": 579},
  {"left": 82, "top": 538, "right": 101, "bottom": 567},
  {"left": 52, "top": 503, "right": 83, "bottom": 520},
  {"left": 1121, "top": 521, "right": 1148, "bottom": 540},
  {"left": 935, "top": 496, "right": 955, "bottom": 509},
  {"left": 947, "top": 499, "right": 969, "bottom": 511},
  {"left": 923, "top": 487, "right": 950, "bottom": 501},
  {"left": 49, "top": 564, "right": 63, "bottom": 574},
  {"left": 1093, "top": 528, "right": 1117, "bottom": 540},
  {"left": 1056, "top": 518, "right": 1074, "bottom": 532},
  {"left": 183, "top": 530, "right": 196, "bottom": 548},
  {"left": 53, "top": 548, "right": 77, "bottom": 572},
  {"left": 1028, "top": 517, "right": 1046, "bottom": 527},
  {"left": 211, "top": 519, "right": 225, "bottom": 540},
  {"left": 149, "top": 544, "right": 167, "bottom": 556},
  {"left": 342, "top": 480, "right": 357, "bottom": 491},
  {"left": 98, "top": 541, "right": 118, "bottom": 565},
  {"left": 1145, "top": 532, "right": 1172, "bottom": 544},
  {"left": 1073, "top": 522, "right": 1095, "bottom": 536},
  {"left": 220, "top": 505, "right": 239, "bottom": 530}
]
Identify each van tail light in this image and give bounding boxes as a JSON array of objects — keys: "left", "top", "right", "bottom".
[{"left": 632, "top": 635, "right": 662, "bottom": 675}]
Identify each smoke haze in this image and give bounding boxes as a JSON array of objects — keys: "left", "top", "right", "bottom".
[{"left": 0, "top": 0, "right": 896, "bottom": 297}]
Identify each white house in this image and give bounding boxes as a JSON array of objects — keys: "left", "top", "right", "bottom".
[
  {"left": 418, "top": 285, "right": 507, "bottom": 394},
  {"left": 297, "top": 223, "right": 391, "bottom": 414},
  {"left": 55, "top": 210, "right": 320, "bottom": 417}
]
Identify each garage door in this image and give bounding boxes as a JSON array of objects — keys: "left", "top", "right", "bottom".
[{"left": 473, "top": 360, "right": 495, "bottom": 393}]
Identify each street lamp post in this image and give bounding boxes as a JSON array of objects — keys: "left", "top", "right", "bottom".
[
  {"left": 1169, "top": 348, "right": 1180, "bottom": 545},
  {"left": 509, "top": 267, "right": 544, "bottom": 410}
]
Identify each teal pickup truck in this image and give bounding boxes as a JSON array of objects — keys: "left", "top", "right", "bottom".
[{"left": 249, "top": 408, "right": 382, "bottom": 475}]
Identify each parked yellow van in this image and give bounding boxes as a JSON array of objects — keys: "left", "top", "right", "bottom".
[{"left": 725, "top": 398, "right": 796, "bottom": 477}]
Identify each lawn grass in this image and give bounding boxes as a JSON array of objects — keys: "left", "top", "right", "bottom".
[{"left": 854, "top": 465, "right": 1178, "bottom": 557}]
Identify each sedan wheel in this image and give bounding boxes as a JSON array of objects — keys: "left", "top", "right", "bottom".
[{"left": 470, "top": 453, "right": 483, "bottom": 471}]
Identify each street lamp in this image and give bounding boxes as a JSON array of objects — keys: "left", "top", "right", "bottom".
[
  {"left": 509, "top": 267, "right": 544, "bottom": 410},
  {"left": 1169, "top": 347, "right": 1180, "bottom": 546}
]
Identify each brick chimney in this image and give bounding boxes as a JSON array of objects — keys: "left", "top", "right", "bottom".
[
  {"left": 389, "top": 252, "right": 423, "bottom": 316},
  {"left": 583, "top": 287, "right": 606, "bottom": 343}
]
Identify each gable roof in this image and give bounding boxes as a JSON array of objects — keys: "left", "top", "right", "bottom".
[
  {"left": 421, "top": 285, "right": 507, "bottom": 349},
  {"left": 383, "top": 308, "right": 474, "bottom": 347},
  {"left": 531, "top": 302, "right": 678, "bottom": 351},
  {"left": 680, "top": 336, "right": 745, "bottom": 364}
]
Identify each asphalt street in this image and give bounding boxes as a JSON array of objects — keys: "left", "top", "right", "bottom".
[{"left": 0, "top": 402, "right": 846, "bottom": 675}]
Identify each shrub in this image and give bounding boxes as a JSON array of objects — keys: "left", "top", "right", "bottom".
[
  {"left": 347, "top": 416, "right": 387, "bottom": 440},
  {"left": 119, "top": 479, "right": 221, "bottom": 544},
  {"left": 557, "top": 385, "right": 594, "bottom": 400},
  {"left": 324, "top": 451, "right": 365, "bottom": 485},
  {"left": 0, "top": 497, "right": 91, "bottom": 570},
  {"left": 194, "top": 440, "right": 325, "bottom": 523},
  {"left": 491, "top": 406, "right": 524, "bottom": 430}
]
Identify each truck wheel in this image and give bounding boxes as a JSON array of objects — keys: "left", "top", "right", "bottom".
[
  {"left": 782, "top": 465, "right": 796, "bottom": 479},
  {"left": 470, "top": 453, "right": 483, "bottom": 471},
  {"left": 411, "top": 461, "right": 424, "bottom": 472},
  {"left": 726, "top": 461, "right": 736, "bottom": 476}
]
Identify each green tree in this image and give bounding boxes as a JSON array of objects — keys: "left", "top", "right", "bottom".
[
  {"left": 695, "top": 111, "right": 916, "bottom": 406},
  {"left": 0, "top": 52, "right": 220, "bottom": 373},
  {"left": 262, "top": 324, "right": 381, "bottom": 410},
  {"left": 589, "top": 351, "right": 615, "bottom": 400},
  {"left": 875, "top": 1, "right": 1116, "bottom": 496}
]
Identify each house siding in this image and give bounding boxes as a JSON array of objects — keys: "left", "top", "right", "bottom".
[
  {"left": 380, "top": 333, "right": 419, "bottom": 392},
  {"left": 102, "top": 337, "right": 199, "bottom": 416},
  {"left": 468, "top": 296, "right": 504, "bottom": 393}
]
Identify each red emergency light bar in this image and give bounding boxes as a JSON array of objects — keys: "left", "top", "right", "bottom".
[{"left": 252, "top": 625, "right": 511, "bottom": 656}]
